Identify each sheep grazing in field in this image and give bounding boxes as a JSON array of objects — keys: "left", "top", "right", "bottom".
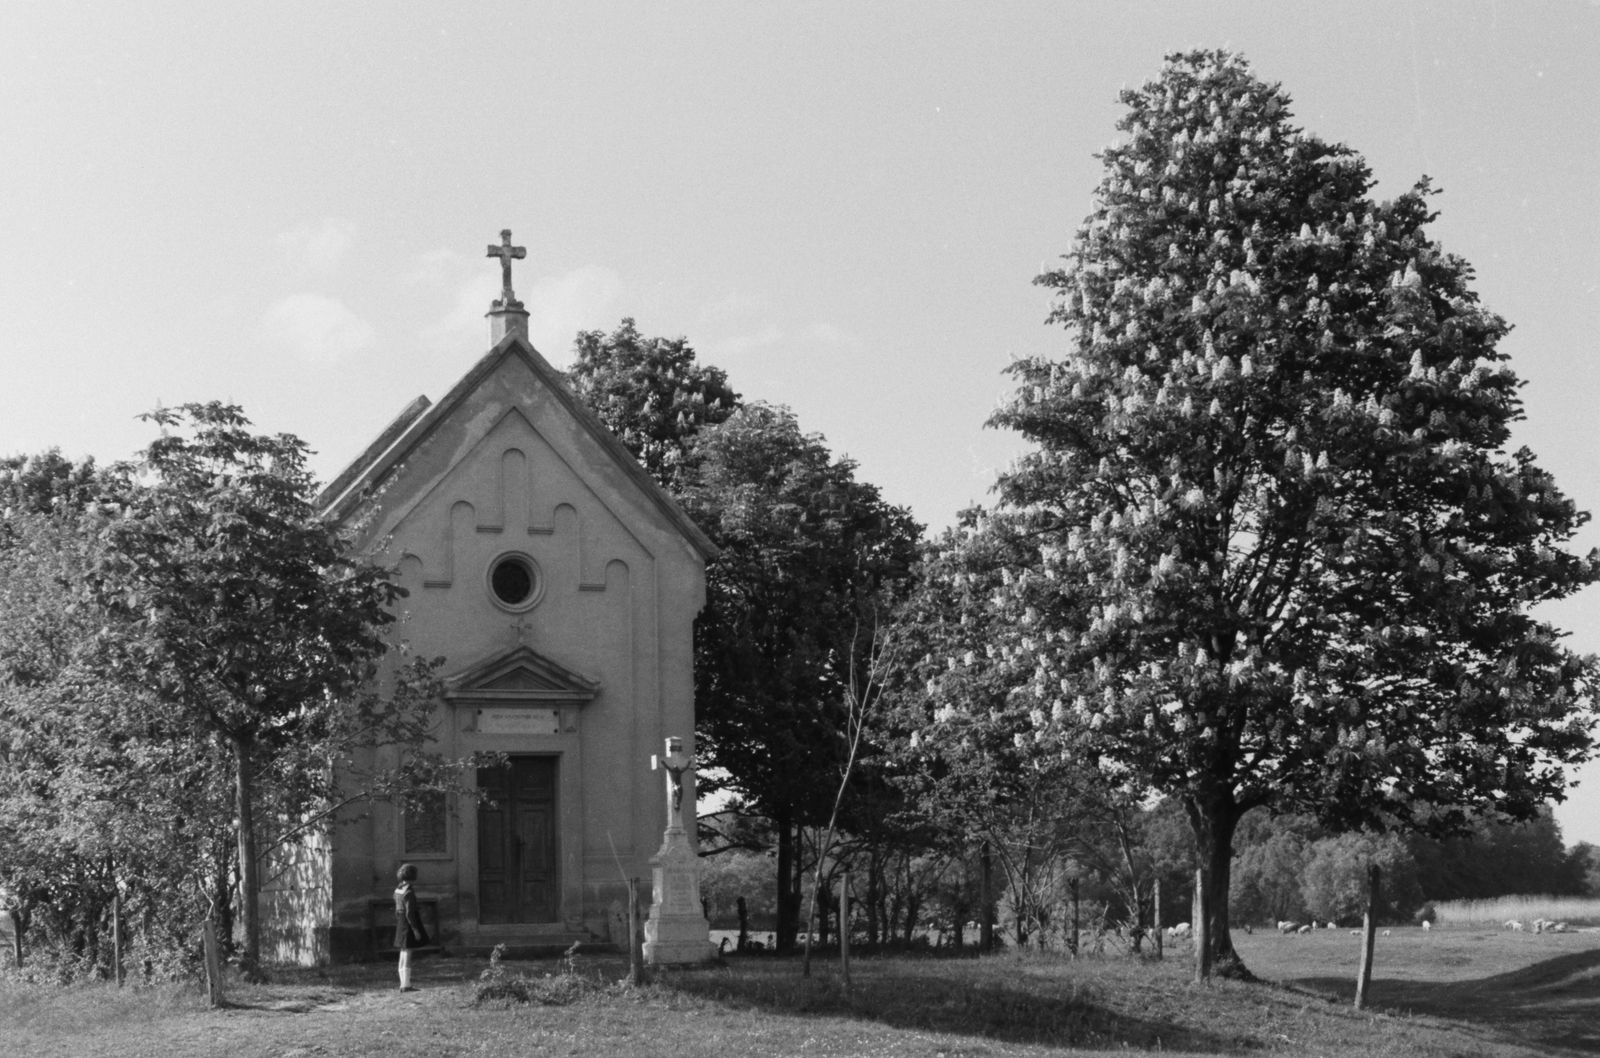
[
  {"left": 1277, "top": 920, "right": 1295, "bottom": 933},
  {"left": 1350, "top": 929, "right": 1361, "bottom": 936},
  {"left": 1168, "top": 922, "right": 1192, "bottom": 938},
  {"left": 1382, "top": 930, "right": 1391, "bottom": 938},
  {"left": 1532, "top": 918, "right": 1549, "bottom": 934},
  {"left": 1327, "top": 922, "right": 1338, "bottom": 930},
  {"left": 1296, "top": 925, "right": 1312, "bottom": 935},
  {"left": 1506, "top": 920, "right": 1524, "bottom": 931},
  {"left": 1552, "top": 922, "right": 1570, "bottom": 933},
  {"left": 1421, "top": 920, "right": 1431, "bottom": 932}
]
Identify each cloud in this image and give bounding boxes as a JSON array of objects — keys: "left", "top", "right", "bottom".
[
  {"left": 274, "top": 218, "right": 355, "bottom": 274},
  {"left": 258, "top": 293, "right": 375, "bottom": 364},
  {"left": 402, "top": 247, "right": 461, "bottom": 287},
  {"left": 704, "top": 320, "right": 862, "bottom": 364},
  {"left": 806, "top": 322, "right": 860, "bottom": 346},
  {"left": 418, "top": 259, "right": 624, "bottom": 365},
  {"left": 524, "top": 265, "right": 624, "bottom": 361},
  {"left": 707, "top": 325, "right": 785, "bottom": 361}
]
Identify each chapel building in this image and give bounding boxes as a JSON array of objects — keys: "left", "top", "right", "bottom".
[{"left": 262, "top": 233, "right": 715, "bottom": 962}]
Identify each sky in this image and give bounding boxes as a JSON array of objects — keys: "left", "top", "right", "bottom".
[{"left": 2, "top": 1, "right": 1597, "bottom": 846}]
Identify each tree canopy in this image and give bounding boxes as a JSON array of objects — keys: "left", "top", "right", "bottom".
[
  {"left": 937, "top": 49, "right": 1598, "bottom": 975},
  {"left": 565, "top": 320, "right": 921, "bottom": 952},
  {"left": 566, "top": 317, "right": 740, "bottom": 490},
  {"left": 684, "top": 402, "right": 920, "bottom": 948},
  {"left": 85, "top": 403, "right": 443, "bottom": 974}
]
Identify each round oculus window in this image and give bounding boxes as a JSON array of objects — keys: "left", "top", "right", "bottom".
[{"left": 487, "top": 553, "right": 543, "bottom": 611}]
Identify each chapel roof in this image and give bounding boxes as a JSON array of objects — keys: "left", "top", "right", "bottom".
[{"left": 316, "top": 330, "right": 718, "bottom": 561}]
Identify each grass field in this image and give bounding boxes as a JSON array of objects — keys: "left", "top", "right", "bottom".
[{"left": 2, "top": 925, "right": 1597, "bottom": 1057}]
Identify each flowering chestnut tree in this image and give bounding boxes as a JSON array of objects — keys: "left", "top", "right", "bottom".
[{"left": 968, "top": 50, "right": 1598, "bottom": 975}]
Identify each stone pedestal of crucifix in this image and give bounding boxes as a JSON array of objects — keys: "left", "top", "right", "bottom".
[{"left": 642, "top": 736, "right": 714, "bottom": 966}]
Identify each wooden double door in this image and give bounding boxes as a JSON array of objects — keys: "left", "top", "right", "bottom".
[{"left": 477, "top": 756, "right": 559, "bottom": 924}]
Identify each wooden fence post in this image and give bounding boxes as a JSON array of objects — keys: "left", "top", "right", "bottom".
[
  {"left": 979, "top": 841, "right": 994, "bottom": 953},
  {"left": 1355, "top": 865, "right": 1381, "bottom": 1009},
  {"left": 840, "top": 869, "right": 851, "bottom": 989},
  {"left": 203, "top": 919, "right": 224, "bottom": 1007},
  {"left": 1193, "top": 867, "right": 1210, "bottom": 983},
  {"left": 1070, "top": 877, "right": 1080, "bottom": 959},
  {"left": 628, "top": 876, "right": 644, "bottom": 985},
  {"left": 113, "top": 891, "right": 124, "bottom": 987},
  {"left": 1153, "top": 877, "right": 1163, "bottom": 960}
]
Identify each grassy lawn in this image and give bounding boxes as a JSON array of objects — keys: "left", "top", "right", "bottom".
[{"left": 2, "top": 926, "right": 1596, "bottom": 1057}]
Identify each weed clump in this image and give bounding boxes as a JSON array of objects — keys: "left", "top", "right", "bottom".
[{"left": 472, "top": 942, "right": 599, "bottom": 1006}]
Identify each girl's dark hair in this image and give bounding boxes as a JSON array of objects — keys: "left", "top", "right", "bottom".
[{"left": 397, "top": 863, "right": 418, "bottom": 883}]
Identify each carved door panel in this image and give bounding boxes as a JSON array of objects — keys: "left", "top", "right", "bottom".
[
  {"left": 477, "top": 757, "right": 558, "bottom": 924},
  {"left": 517, "top": 805, "right": 555, "bottom": 921},
  {"left": 476, "top": 766, "right": 513, "bottom": 924}
]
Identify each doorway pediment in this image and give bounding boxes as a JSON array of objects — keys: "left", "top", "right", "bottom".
[{"left": 442, "top": 645, "right": 599, "bottom": 704}]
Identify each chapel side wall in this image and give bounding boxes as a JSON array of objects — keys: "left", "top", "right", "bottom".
[
  {"left": 327, "top": 749, "right": 380, "bottom": 962},
  {"left": 259, "top": 823, "right": 332, "bottom": 966}
]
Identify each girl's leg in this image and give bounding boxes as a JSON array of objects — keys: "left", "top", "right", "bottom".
[{"left": 398, "top": 948, "right": 411, "bottom": 990}]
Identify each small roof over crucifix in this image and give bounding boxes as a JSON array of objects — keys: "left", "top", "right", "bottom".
[{"left": 487, "top": 229, "right": 526, "bottom": 309}]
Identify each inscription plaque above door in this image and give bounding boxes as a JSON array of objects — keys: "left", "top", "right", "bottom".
[{"left": 477, "top": 708, "right": 560, "bottom": 735}]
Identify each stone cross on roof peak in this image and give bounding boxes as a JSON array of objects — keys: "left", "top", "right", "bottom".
[{"left": 487, "top": 229, "right": 526, "bottom": 309}]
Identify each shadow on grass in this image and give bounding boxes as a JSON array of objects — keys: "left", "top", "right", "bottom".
[
  {"left": 662, "top": 957, "right": 1260, "bottom": 1054},
  {"left": 1290, "top": 948, "right": 1600, "bottom": 1055}
]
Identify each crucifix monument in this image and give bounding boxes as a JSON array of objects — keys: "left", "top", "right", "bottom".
[{"left": 642, "top": 737, "right": 714, "bottom": 965}]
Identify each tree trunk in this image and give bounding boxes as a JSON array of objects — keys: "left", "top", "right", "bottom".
[
  {"left": 1131, "top": 880, "right": 1144, "bottom": 954},
  {"left": 818, "top": 879, "right": 831, "bottom": 948},
  {"left": 774, "top": 809, "right": 797, "bottom": 953},
  {"left": 839, "top": 869, "right": 851, "bottom": 988},
  {"left": 791, "top": 830, "right": 805, "bottom": 948},
  {"left": 232, "top": 733, "right": 262, "bottom": 977},
  {"left": 7, "top": 907, "right": 23, "bottom": 968},
  {"left": 1183, "top": 793, "right": 1244, "bottom": 978},
  {"left": 865, "top": 859, "right": 879, "bottom": 946},
  {"left": 904, "top": 890, "right": 919, "bottom": 945},
  {"left": 628, "top": 877, "right": 644, "bottom": 985},
  {"left": 888, "top": 860, "right": 904, "bottom": 946},
  {"left": 212, "top": 852, "right": 235, "bottom": 959}
]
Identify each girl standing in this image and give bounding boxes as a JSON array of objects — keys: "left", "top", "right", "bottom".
[{"left": 395, "top": 863, "right": 429, "bottom": 991}]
